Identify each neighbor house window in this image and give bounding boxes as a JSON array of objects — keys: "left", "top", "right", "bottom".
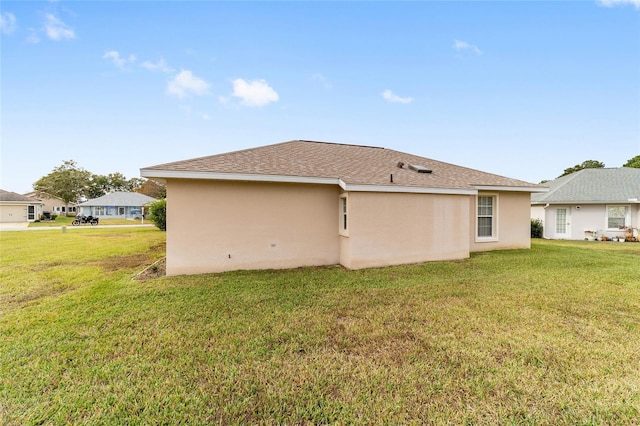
[
  {"left": 607, "top": 205, "right": 629, "bottom": 229},
  {"left": 477, "top": 195, "right": 497, "bottom": 239}
]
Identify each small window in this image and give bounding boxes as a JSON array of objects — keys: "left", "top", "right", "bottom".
[
  {"left": 339, "top": 195, "right": 348, "bottom": 236},
  {"left": 342, "top": 197, "right": 348, "bottom": 231},
  {"left": 477, "top": 195, "right": 497, "bottom": 239},
  {"left": 607, "top": 205, "right": 628, "bottom": 229}
]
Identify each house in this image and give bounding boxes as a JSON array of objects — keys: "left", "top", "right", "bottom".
[
  {"left": 23, "top": 191, "right": 77, "bottom": 217},
  {"left": 0, "top": 189, "right": 44, "bottom": 223},
  {"left": 141, "top": 140, "right": 547, "bottom": 276},
  {"left": 77, "top": 192, "right": 156, "bottom": 220},
  {"left": 531, "top": 168, "right": 640, "bottom": 241}
]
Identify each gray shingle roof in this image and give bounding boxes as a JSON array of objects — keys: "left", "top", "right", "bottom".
[
  {"left": 141, "top": 140, "right": 543, "bottom": 191},
  {"left": 0, "top": 189, "right": 43, "bottom": 203},
  {"left": 79, "top": 192, "right": 156, "bottom": 207},
  {"left": 531, "top": 168, "right": 640, "bottom": 204}
]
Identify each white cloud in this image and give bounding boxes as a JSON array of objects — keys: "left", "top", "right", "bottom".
[
  {"left": 103, "top": 50, "right": 136, "bottom": 69},
  {"left": 382, "top": 89, "right": 413, "bottom": 104},
  {"left": 0, "top": 12, "right": 17, "bottom": 35},
  {"left": 167, "top": 70, "right": 210, "bottom": 98},
  {"left": 453, "top": 39, "right": 482, "bottom": 56},
  {"left": 231, "top": 78, "right": 279, "bottom": 107},
  {"left": 44, "top": 13, "right": 75, "bottom": 41},
  {"left": 141, "top": 57, "right": 173, "bottom": 73},
  {"left": 597, "top": 0, "right": 640, "bottom": 8}
]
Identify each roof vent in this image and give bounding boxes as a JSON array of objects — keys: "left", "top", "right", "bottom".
[{"left": 409, "top": 164, "right": 432, "bottom": 174}]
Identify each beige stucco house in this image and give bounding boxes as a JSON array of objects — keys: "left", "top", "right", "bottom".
[
  {"left": 23, "top": 191, "right": 77, "bottom": 217},
  {"left": 141, "top": 140, "right": 547, "bottom": 276}
]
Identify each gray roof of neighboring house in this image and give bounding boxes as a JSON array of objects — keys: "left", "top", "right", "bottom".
[
  {"left": 0, "top": 189, "right": 44, "bottom": 204},
  {"left": 141, "top": 140, "right": 545, "bottom": 193},
  {"left": 78, "top": 192, "right": 156, "bottom": 207},
  {"left": 531, "top": 168, "right": 640, "bottom": 204}
]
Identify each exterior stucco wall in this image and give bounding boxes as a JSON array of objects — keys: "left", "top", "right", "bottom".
[
  {"left": 165, "top": 179, "right": 340, "bottom": 275},
  {"left": 471, "top": 192, "right": 531, "bottom": 253},
  {"left": 543, "top": 203, "right": 639, "bottom": 240},
  {"left": 341, "top": 192, "right": 471, "bottom": 269}
]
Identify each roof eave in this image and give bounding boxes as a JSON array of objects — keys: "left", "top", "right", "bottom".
[
  {"left": 474, "top": 185, "right": 549, "bottom": 193},
  {"left": 140, "top": 169, "right": 478, "bottom": 195}
]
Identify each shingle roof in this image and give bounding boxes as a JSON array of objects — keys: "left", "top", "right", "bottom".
[
  {"left": 0, "top": 189, "right": 43, "bottom": 203},
  {"left": 531, "top": 168, "right": 640, "bottom": 204},
  {"left": 141, "top": 140, "right": 543, "bottom": 192},
  {"left": 79, "top": 192, "right": 156, "bottom": 207}
]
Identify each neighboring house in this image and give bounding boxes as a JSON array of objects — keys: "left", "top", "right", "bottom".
[
  {"left": 531, "top": 168, "right": 640, "bottom": 241},
  {"left": 78, "top": 192, "right": 156, "bottom": 219},
  {"left": 141, "top": 140, "right": 546, "bottom": 276},
  {"left": 23, "top": 191, "right": 77, "bottom": 217},
  {"left": 0, "top": 189, "right": 44, "bottom": 223}
]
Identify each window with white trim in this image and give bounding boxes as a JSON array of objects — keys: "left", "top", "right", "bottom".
[
  {"left": 477, "top": 195, "right": 496, "bottom": 239},
  {"left": 606, "top": 205, "right": 629, "bottom": 229}
]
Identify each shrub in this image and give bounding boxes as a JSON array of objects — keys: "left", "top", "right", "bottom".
[
  {"left": 531, "top": 218, "right": 543, "bottom": 238},
  {"left": 148, "top": 199, "right": 166, "bottom": 231}
]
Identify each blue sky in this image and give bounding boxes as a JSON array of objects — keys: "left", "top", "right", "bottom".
[{"left": 1, "top": 1, "right": 639, "bottom": 194}]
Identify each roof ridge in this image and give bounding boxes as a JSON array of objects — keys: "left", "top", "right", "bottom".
[
  {"left": 295, "top": 140, "right": 385, "bottom": 150},
  {"left": 540, "top": 169, "right": 585, "bottom": 200}
]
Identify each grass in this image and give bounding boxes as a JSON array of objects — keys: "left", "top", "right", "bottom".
[{"left": 1, "top": 229, "right": 639, "bottom": 425}]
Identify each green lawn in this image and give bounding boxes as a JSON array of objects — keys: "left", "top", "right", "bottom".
[{"left": 1, "top": 229, "right": 639, "bottom": 425}]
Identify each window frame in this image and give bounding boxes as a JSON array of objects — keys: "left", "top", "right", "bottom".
[
  {"left": 605, "top": 205, "right": 629, "bottom": 230},
  {"left": 339, "top": 194, "right": 349, "bottom": 237},
  {"left": 476, "top": 193, "right": 498, "bottom": 242}
]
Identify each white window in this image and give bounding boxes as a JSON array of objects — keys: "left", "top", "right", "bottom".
[
  {"left": 477, "top": 195, "right": 497, "bottom": 240},
  {"left": 607, "top": 205, "right": 629, "bottom": 229}
]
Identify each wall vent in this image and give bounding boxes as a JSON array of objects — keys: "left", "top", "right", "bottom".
[{"left": 409, "top": 164, "right": 432, "bottom": 174}]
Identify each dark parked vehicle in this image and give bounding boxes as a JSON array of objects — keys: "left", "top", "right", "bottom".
[{"left": 72, "top": 215, "right": 99, "bottom": 226}]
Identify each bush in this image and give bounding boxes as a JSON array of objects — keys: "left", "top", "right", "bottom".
[
  {"left": 148, "top": 199, "right": 166, "bottom": 231},
  {"left": 531, "top": 218, "right": 543, "bottom": 238}
]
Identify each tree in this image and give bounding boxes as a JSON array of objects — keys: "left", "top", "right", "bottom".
[
  {"left": 135, "top": 179, "right": 166, "bottom": 199},
  {"left": 148, "top": 199, "right": 166, "bottom": 231},
  {"left": 33, "top": 160, "right": 92, "bottom": 215},
  {"left": 559, "top": 160, "right": 605, "bottom": 178},
  {"left": 86, "top": 173, "right": 145, "bottom": 199},
  {"left": 623, "top": 155, "right": 640, "bottom": 168}
]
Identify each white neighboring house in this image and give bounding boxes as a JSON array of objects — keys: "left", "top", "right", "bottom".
[
  {"left": 78, "top": 192, "right": 156, "bottom": 220},
  {"left": 531, "top": 168, "right": 640, "bottom": 241},
  {"left": 0, "top": 189, "right": 44, "bottom": 223}
]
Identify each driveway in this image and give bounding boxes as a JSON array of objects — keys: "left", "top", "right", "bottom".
[{"left": 0, "top": 222, "right": 29, "bottom": 231}]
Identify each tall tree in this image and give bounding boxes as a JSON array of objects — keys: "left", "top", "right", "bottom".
[
  {"left": 33, "top": 160, "right": 92, "bottom": 215},
  {"left": 623, "top": 155, "right": 640, "bottom": 168},
  {"left": 559, "top": 160, "right": 605, "bottom": 178},
  {"left": 135, "top": 179, "right": 166, "bottom": 199}
]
